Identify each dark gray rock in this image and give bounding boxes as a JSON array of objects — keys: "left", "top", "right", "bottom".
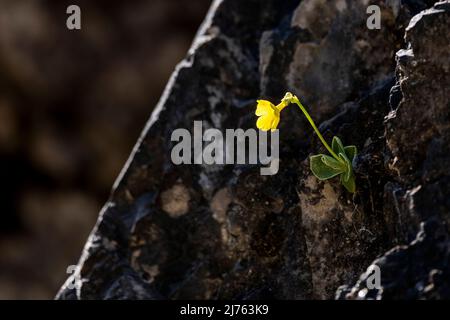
[
  {"left": 57, "top": 0, "right": 450, "bottom": 299},
  {"left": 339, "top": 1, "right": 450, "bottom": 299}
]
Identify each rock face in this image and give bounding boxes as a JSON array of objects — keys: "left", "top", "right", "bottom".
[
  {"left": 338, "top": 1, "right": 450, "bottom": 299},
  {"left": 57, "top": 0, "right": 450, "bottom": 299}
]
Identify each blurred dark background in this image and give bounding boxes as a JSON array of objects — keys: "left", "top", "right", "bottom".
[{"left": 0, "top": 0, "right": 211, "bottom": 299}]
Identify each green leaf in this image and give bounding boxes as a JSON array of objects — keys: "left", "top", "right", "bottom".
[
  {"left": 337, "top": 152, "right": 352, "bottom": 182},
  {"left": 321, "top": 154, "right": 346, "bottom": 171},
  {"left": 341, "top": 172, "right": 356, "bottom": 193},
  {"left": 344, "top": 145, "right": 357, "bottom": 162},
  {"left": 310, "top": 136, "right": 357, "bottom": 193},
  {"left": 332, "top": 136, "right": 345, "bottom": 155},
  {"left": 310, "top": 154, "right": 344, "bottom": 180}
]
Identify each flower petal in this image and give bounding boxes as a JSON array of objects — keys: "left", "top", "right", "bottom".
[
  {"left": 255, "top": 100, "right": 273, "bottom": 116},
  {"left": 270, "top": 114, "right": 280, "bottom": 131},
  {"left": 257, "top": 115, "right": 271, "bottom": 131}
]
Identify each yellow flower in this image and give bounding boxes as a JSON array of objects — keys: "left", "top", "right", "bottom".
[
  {"left": 281, "top": 92, "right": 298, "bottom": 105},
  {"left": 255, "top": 95, "right": 292, "bottom": 131}
]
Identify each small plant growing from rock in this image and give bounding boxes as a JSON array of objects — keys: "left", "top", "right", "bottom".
[{"left": 255, "top": 92, "right": 357, "bottom": 193}]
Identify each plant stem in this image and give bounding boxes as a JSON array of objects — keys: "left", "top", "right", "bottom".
[{"left": 294, "top": 100, "right": 340, "bottom": 160}]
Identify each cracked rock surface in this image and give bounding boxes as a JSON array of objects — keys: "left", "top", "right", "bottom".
[{"left": 57, "top": 0, "right": 449, "bottom": 299}]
